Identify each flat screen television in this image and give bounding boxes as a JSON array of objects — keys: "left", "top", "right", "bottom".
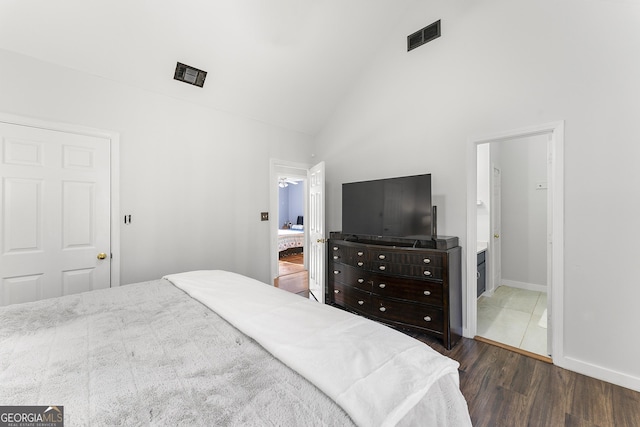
[{"left": 342, "top": 173, "right": 432, "bottom": 239}]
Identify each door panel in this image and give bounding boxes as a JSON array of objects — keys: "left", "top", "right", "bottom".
[
  {"left": 308, "top": 161, "right": 325, "bottom": 302},
  {"left": 63, "top": 181, "right": 95, "bottom": 248},
  {"left": 4, "top": 177, "right": 41, "bottom": 252},
  {"left": 0, "top": 122, "right": 111, "bottom": 306}
]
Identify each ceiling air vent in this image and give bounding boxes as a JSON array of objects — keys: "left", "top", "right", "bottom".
[
  {"left": 407, "top": 20, "right": 441, "bottom": 52},
  {"left": 174, "top": 62, "right": 207, "bottom": 88}
]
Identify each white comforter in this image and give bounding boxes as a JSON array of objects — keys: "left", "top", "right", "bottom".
[{"left": 165, "top": 270, "right": 471, "bottom": 427}]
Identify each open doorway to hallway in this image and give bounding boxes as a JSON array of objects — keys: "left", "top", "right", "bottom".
[
  {"left": 274, "top": 176, "right": 311, "bottom": 298},
  {"left": 270, "top": 160, "right": 325, "bottom": 303}
]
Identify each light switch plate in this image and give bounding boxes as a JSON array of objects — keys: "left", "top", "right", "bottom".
[{"left": 261, "top": 212, "right": 269, "bottom": 221}]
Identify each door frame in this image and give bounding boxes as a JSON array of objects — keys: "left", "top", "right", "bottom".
[
  {"left": 465, "top": 121, "right": 564, "bottom": 360},
  {"left": 0, "top": 112, "right": 121, "bottom": 287}
]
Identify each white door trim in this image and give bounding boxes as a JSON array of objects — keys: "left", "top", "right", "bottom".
[
  {"left": 0, "top": 112, "right": 121, "bottom": 287},
  {"left": 465, "top": 121, "right": 564, "bottom": 361}
]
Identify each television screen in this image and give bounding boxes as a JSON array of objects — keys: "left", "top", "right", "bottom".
[{"left": 342, "top": 174, "right": 432, "bottom": 238}]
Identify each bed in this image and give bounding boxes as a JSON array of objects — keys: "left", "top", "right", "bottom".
[
  {"left": 278, "top": 227, "right": 304, "bottom": 255},
  {"left": 0, "top": 270, "right": 471, "bottom": 426}
]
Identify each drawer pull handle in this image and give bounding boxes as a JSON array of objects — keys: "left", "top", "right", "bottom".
[
  {"left": 333, "top": 255, "right": 339, "bottom": 260},
  {"left": 424, "top": 316, "right": 432, "bottom": 322},
  {"left": 379, "top": 284, "right": 386, "bottom": 289},
  {"left": 379, "top": 266, "right": 386, "bottom": 271},
  {"left": 333, "top": 247, "right": 339, "bottom": 251},
  {"left": 423, "top": 270, "right": 431, "bottom": 276},
  {"left": 423, "top": 258, "right": 431, "bottom": 264},
  {"left": 378, "top": 254, "right": 386, "bottom": 260},
  {"left": 333, "top": 270, "right": 340, "bottom": 275},
  {"left": 357, "top": 262, "right": 364, "bottom": 267},
  {"left": 423, "top": 290, "right": 431, "bottom": 296},
  {"left": 334, "top": 289, "right": 340, "bottom": 294},
  {"left": 358, "top": 300, "right": 364, "bottom": 305},
  {"left": 357, "top": 251, "right": 364, "bottom": 256},
  {"left": 358, "top": 278, "right": 364, "bottom": 283},
  {"left": 379, "top": 307, "right": 386, "bottom": 312}
]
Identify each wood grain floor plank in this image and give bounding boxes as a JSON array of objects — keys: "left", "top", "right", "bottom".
[
  {"left": 526, "top": 363, "right": 572, "bottom": 426},
  {"left": 568, "top": 374, "right": 614, "bottom": 427},
  {"left": 612, "top": 384, "right": 640, "bottom": 427},
  {"left": 564, "top": 413, "right": 604, "bottom": 427},
  {"left": 409, "top": 333, "right": 640, "bottom": 427}
]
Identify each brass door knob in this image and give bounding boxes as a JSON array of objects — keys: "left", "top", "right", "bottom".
[
  {"left": 494, "top": 234, "right": 500, "bottom": 238},
  {"left": 316, "top": 238, "right": 326, "bottom": 243},
  {"left": 97, "top": 253, "right": 107, "bottom": 260}
]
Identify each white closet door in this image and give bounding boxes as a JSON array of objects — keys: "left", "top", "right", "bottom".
[{"left": 0, "top": 122, "right": 111, "bottom": 306}]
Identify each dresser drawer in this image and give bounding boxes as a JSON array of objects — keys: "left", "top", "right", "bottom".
[
  {"left": 369, "top": 262, "right": 443, "bottom": 280},
  {"left": 370, "top": 275, "right": 443, "bottom": 306},
  {"left": 332, "top": 282, "right": 370, "bottom": 315},
  {"left": 330, "top": 244, "right": 368, "bottom": 267},
  {"left": 329, "top": 263, "right": 373, "bottom": 292},
  {"left": 329, "top": 243, "right": 349, "bottom": 264},
  {"left": 332, "top": 243, "right": 444, "bottom": 269},
  {"left": 371, "top": 296, "right": 444, "bottom": 334},
  {"left": 370, "top": 250, "right": 444, "bottom": 268}
]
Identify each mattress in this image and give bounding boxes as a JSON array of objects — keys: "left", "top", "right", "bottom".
[
  {"left": 0, "top": 271, "right": 471, "bottom": 426},
  {"left": 278, "top": 229, "right": 304, "bottom": 252}
]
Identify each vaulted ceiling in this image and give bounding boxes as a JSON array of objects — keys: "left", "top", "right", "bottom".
[{"left": 0, "top": 0, "right": 418, "bottom": 135}]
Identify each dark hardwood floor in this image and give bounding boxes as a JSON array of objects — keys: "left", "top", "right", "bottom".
[{"left": 411, "top": 333, "right": 640, "bottom": 427}]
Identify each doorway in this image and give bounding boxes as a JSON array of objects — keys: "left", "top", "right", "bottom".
[
  {"left": 274, "top": 175, "right": 309, "bottom": 298},
  {"left": 465, "top": 121, "right": 564, "bottom": 362},
  {"left": 476, "top": 136, "right": 549, "bottom": 357},
  {"left": 269, "top": 160, "right": 325, "bottom": 302}
]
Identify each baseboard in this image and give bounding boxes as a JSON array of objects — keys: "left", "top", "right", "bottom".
[
  {"left": 556, "top": 355, "right": 640, "bottom": 393},
  {"left": 501, "top": 279, "right": 547, "bottom": 293}
]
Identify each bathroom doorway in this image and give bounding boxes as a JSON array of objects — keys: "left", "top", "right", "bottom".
[
  {"left": 466, "top": 121, "right": 564, "bottom": 362},
  {"left": 476, "top": 136, "right": 549, "bottom": 358}
]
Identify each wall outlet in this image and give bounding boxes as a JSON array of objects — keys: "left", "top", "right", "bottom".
[{"left": 260, "top": 212, "right": 269, "bottom": 221}]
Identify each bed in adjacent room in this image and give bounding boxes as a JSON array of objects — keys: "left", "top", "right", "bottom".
[
  {"left": 278, "top": 226, "right": 304, "bottom": 256},
  {"left": 0, "top": 270, "right": 471, "bottom": 426}
]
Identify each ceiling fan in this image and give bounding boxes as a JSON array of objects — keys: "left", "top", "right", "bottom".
[{"left": 279, "top": 177, "right": 300, "bottom": 188}]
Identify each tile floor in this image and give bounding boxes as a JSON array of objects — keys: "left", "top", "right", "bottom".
[{"left": 477, "top": 285, "right": 548, "bottom": 356}]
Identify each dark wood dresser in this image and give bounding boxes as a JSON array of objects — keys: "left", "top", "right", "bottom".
[{"left": 326, "top": 233, "right": 462, "bottom": 349}]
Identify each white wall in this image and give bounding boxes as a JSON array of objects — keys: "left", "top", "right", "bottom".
[
  {"left": 499, "top": 135, "right": 548, "bottom": 289},
  {"left": 278, "top": 183, "right": 304, "bottom": 228},
  {"left": 313, "top": 0, "right": 640, "bottom": 390},
  {"left": 0, "top": 49, "right": 313, "bottom": 285}
]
